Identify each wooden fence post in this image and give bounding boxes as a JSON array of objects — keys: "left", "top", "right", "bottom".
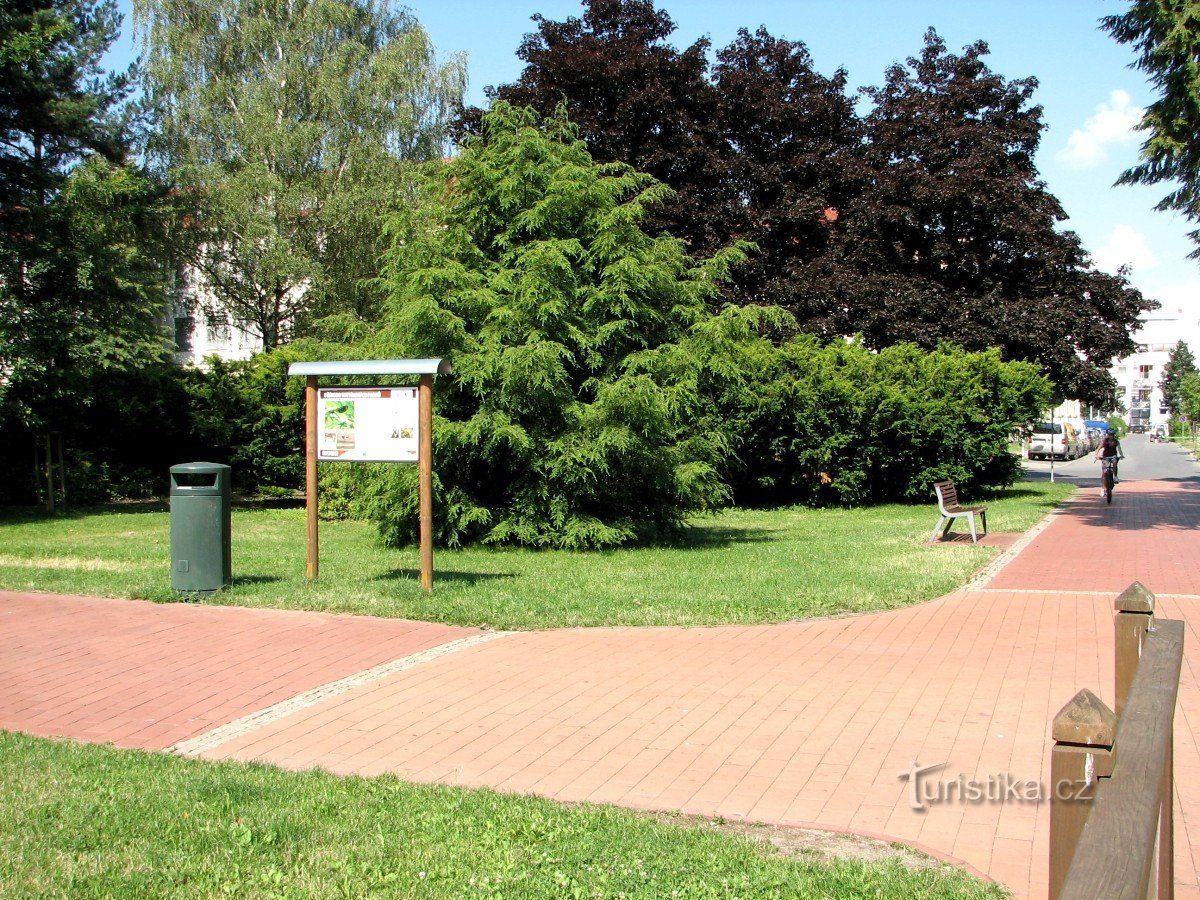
[
  {"left": 418, "top": 373, "right": 434, "bottom": 592},
  {"left": 1050, "top": 688, "right": 1116, "bottom": 900},
  {"left": 1160, "top": 709, "right": 1175, "bottom": 899},
  {"left": 1115, "top": 582, "right": 1155, "bottom": 717}
]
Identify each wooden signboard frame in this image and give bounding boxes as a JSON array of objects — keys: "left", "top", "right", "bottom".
[{"left": 288, "top": 359, "right": 451, "bottom": 592}]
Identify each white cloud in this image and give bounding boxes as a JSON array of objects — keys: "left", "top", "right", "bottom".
[
  {"left": 1141, "top": 280, "right": 1200, "bottom": 352},
  {"left": 1147, "top": 280, "right": 1200, "bottom": 317},
  {"left": 1091, "top": 224, "right": 1158, "bottom": 275},
  {"left": 1057, "top": 90, "right": 1143, "bottom": 169}
]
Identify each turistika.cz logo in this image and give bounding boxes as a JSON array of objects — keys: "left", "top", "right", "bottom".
[{"left": 898, "top": 761, "right": 1095, "bottom": 812}]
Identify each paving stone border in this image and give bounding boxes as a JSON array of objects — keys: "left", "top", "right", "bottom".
[{"left": 169, "top": 631, "right": 511, "bottom": 757}]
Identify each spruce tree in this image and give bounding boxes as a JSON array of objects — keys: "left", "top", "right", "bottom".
[
  {"left": 366, "top": 103, "right": 745, "bottom": 548},
  {"left": 1159, "top": 339, "right": 1198, "bottom": 417}
]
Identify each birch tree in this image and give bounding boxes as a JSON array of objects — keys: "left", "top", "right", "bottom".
[{"left": 133, "top": 0, "right": 465, "bottom": 348}]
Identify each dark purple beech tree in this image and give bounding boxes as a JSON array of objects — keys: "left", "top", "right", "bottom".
[
  {"left": 468, "top": 3, "right": 1152, "bottom": 407},
  {"left": 467, "top": 0, "right": 726, "bottom": 254},
  {"left": 826, "top": 30, "right": 1153, "bottom": 406},
  {"left": 711, "top": 27, "right": 864, "bottom": 312}
]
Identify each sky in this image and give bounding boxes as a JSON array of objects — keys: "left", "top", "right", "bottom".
[{"left": 109, "top": 0, "right": 1200, "bottom": 331}]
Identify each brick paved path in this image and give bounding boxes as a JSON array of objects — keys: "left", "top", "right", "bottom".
[
  {"left": 2, "top": 477, "right": 1198, "bottom": 898},
  {"left": 0, "top": 593, "right": 479, "bottom": 749}
]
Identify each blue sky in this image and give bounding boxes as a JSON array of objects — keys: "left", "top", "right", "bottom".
[{"left": 110, "top": 0, "right": 1199, "bottom": 322}]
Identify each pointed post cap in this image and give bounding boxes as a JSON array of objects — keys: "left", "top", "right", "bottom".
[
  {"left": 1115, "top": 581, "right": 1155, "bottom": 614},
  {"left": 1052, "top": 688, "right": 1117, "bottom": 747}
]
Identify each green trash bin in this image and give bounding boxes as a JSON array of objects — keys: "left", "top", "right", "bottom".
[{"left": 170, "top": 462, "right": 232, "bottom": 595}]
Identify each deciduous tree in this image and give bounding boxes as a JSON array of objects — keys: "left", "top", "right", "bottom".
[
  {"left": 477, "top": 5, "right": 1151, "bottom": 407},
  {"left": 710, "top": 27, "right": 862, "bottom": 310},
  {"left": 822, "top": 30, "right": 1151, "bottom": 407},
  {"left": 133, "top": 0, "right": 466, "bottom": 349}
]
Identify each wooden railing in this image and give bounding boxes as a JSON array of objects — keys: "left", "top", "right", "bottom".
[{"left": 1050, "top": 582, "right": 1185, "bottom": 900}]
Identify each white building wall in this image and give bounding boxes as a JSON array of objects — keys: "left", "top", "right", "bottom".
[
  {"left": 1108, "top": 302, "right": 1200, "bottom": 430},
  {"left": 168, "top": 264, "right": 265, "bottom": 369}
]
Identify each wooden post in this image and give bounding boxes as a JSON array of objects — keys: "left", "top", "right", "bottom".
[
  {"left": 1050, "top": 688, "right": 1116, "bottom": 900},
  {"left": 305, "top": 375, "right": 319, "bottom": 581},
  {"left": 1115, "top": 582, "right": 1155, "bottom": 717},
  {"left": 418, "top": 374, "right": 434, "bottom": 592},
  {"left": 1113, "top": 583, "right": 1168, "bottom": 896},
  {"left": 1160, "top": 715, "right": 1175, "bottom": 899},
  {"left": 30, "top": 436, "right": 40, "bottom": 506}
]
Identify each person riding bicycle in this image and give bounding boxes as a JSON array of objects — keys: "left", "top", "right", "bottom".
[{"left": 1095, "top": 429, "right": 1124, "bottom": 482}]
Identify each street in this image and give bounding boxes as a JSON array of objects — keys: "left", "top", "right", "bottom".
[{"left": 1022, "top": 432, "right": 1200, "bottom": 484}]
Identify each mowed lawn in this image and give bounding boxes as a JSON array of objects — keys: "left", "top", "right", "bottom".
[
  {"left": 0, "top": 481, "right": 1072, "bottom": 629},
  {"left": 0, "top": 731, "right": 1007, "bottom": 899}
]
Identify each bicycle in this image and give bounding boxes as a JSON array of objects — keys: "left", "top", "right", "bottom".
[{"left": 1099, "top": 455, "right": 1118, "bottom": 504}]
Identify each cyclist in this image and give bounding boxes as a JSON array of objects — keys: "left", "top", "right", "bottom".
[{"left": 1095, "top": 429, "right": 1124, "bottom": 484}]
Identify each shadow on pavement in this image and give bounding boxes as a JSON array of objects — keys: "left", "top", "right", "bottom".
[{"left": 1058, "top": 484, "right": 1200, "bottom": 532}]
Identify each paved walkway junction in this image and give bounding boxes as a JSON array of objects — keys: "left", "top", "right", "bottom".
[{"left": 3, "top": 444, "right": 1200, "bottom": 898}]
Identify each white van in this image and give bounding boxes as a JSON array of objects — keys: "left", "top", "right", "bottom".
[{"left": 1026, "top": 422, "right": 1082, "bottom": 460}]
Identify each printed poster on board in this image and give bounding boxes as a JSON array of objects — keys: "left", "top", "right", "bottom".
[{"left": 317, "top": 387, "right": 419, "bottom": 462}]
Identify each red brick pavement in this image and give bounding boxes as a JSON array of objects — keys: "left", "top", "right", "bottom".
[
  {"left": 0, "top": 592, "right": 478, "bottom": 749},
  {"left": 3, "top": 477, "right": 1199, "bottom": 899},
  {"left": 987, "top": 478, "right": 1200, "bottom": 595}
]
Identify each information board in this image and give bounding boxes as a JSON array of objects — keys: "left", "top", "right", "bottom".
[{"left": 317, "top": 387, "right": 419, "bottom": 462}]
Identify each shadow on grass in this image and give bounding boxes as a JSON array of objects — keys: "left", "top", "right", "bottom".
[
  {"left": 376, "top": 569, "right": 516, "bottom": 586},
  {"left": 232, "top": 575, "right": 284, "bottom": 587},
  {"left": 0, "top": 494, "right": 307, "bottom": 525},
  {"left": 649, "top": 524, "right": 780, "bottom": 550},
  {"left": 977, "top": 486, "right": 1047, "bottom": 501},
  {"left": 0, "top": 502, "right": 170, "bottom": 523}
]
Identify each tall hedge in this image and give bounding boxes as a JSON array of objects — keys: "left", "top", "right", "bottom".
[{"left": 637, "top": 305, "right": 1050, "bottom": 508}]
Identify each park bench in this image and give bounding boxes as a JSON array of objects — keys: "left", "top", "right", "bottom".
[{"left": 930, "top": 480, "right": 987, "bottom": 543}]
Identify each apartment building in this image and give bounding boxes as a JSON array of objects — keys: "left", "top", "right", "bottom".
[
  {"left": 1109, "top": 302, "right": 1200, "bottom": 431},
  {"left": 168, "top": 264, "right": 265, "bottom": 370}
]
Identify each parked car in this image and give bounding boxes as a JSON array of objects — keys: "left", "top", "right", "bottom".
[{"left": 1026, "top": 422, "right": 1083, "bottom": 460}]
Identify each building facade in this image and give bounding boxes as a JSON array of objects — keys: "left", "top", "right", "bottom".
[
  {"left": 168, "top": 264, "right": 265, "bottom": 369},
  {"left": 1109, "top": 302, "right": 1200, "bottom": 431}
]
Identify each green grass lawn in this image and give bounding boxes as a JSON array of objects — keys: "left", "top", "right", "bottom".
[
  {"left": 0, "top": 481, "right": 1072, "bottom": 629},
  {"left": 0, "top": 731, "right": 1006, "bottom": 899}
]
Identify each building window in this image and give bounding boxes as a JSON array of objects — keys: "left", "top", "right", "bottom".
[
  {"left": 1139, "top": 364, "right": 1153, "bottom": 379},
  {"left": 206, "top": 312, "right": 231, "bottom": 343},
  {"left": 174, "top": 316, "right": 194, "bottom": 352}
]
